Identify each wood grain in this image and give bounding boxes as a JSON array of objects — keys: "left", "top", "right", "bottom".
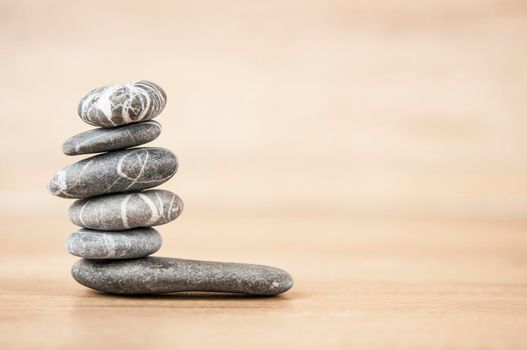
[{"left": 1, "top": 214, "right": 527, "bottom": 349}]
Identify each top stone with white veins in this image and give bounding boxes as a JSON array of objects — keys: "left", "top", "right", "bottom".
[{"left": 78, "top": 80, "right": 167, "bottom": 127}]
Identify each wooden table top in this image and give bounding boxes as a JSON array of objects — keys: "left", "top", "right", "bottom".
[{"left": 1, "top": 214, "right": 526, "bottom": 349}]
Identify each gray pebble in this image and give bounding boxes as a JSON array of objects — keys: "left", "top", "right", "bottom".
[
  {"left": 69, "top": 189, "right": 183, "bottom": 230},
  {"left": 62, "top": 121, "right": 161, "bottom": 155},
  {"left": 65, "top": 227, "right": 162, "bottom": 259},
  {"left": 78, "top": 80, "right": 167, "bottom": 127},
  {"left": 71, "top": 257, "right": 293, "bottom": 296},
  {"left": 48, "top": 147, "right": 177, "bottom": 199}
]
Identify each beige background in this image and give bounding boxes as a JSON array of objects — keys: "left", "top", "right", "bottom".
[
  {"left": 1, "top": 1, "right": 527, "bottom": 349},
  {"left": 1, "top": 0, "right": 526, "bottom": 219}
]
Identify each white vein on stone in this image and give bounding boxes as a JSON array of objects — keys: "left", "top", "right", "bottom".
[
  {"left": 137, "top": 193, "right": 163, "bottom": 226},
  {"left": 48, "top": 169, "right": 67, "bottom": 196},
  {"left": 78, "top": 198, "right": 92, "bottom": 228},
  {"left": 120, "top": 194, "right": 132, "bottom": 229},
  {"left": 78, "top": 81, "right": 166, "bottom": 127}
]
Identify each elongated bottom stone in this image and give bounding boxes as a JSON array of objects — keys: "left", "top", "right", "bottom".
[{"left": 72, "top": 257, "right": 293, "bottom": 296}]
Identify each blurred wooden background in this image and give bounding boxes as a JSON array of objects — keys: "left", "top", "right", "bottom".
[
  {"left": 1, "top": 1, "right": 527, "bottom": 349},
  {"left": 0, "top": 0, "right": 526, "bottom": 220}
]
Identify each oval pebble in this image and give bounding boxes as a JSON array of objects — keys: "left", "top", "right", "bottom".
[
  {"left": 65, "top": 227, "right": 162, "bottom": 259},
  {"left": 78, "top": 80, "right": 167, "bottom": 127},
  {"left": 48, "top": 147, "right": 177, "bottom": 199},
  {"left": 62, "top": 121, "right": 161, "bottom": 155},
  {"left": 69, "top": 189, "right": 183, "bottom": 230},
  {"left": 72, "top": 257, "right": 294, "bottom": 296}
]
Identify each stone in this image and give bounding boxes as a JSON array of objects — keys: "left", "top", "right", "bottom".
[
  {"left": 65, "top": 227, "right": 162, "bottom": 259},
  {"left": 78, "top": 80, "right": 167, "bottom": 127},
  {"left": 62, "top": 121, "right": 161, "bottom": 155},
  {"left": 48, "top": 147, "right": 177, "bottom": 199},
  {"left": 69, "top": 189, "right": 183, "bottom": 230},
  {"left": 71, "top": 257, "right": 293, "bottom": 296}
]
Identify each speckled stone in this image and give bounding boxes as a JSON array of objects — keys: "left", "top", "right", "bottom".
[
  {"left": 71, "top": 257, "right": 293, "bottom": 296},
  {"left": 78, "top": 80, "right": 166, "bottom": 127},
  {"left": 65, "top": 227, "right": 162, "bottom": 259},
  {"left": 62, "top": 121, "right": 161, "bottom": 156},
  {"left": 48, "top": 147, "right": 177, "bottom": 199},
  {"left": 69, "top": 189, "right": 183, "bottom": 230}
]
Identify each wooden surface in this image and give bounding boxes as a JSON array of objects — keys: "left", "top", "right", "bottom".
[{"left": 1, "top": 214, "right": 527, "bottom": 349}]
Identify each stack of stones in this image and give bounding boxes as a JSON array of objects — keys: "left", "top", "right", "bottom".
[{"left": 48, "top": 81, "right": 293, "bottom": 296}]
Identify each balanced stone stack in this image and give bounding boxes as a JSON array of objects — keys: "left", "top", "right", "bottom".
[{"left": 48, "top": 81, "right": 293, "bottom": 296}]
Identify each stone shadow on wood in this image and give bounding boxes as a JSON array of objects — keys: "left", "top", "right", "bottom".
[{"left": 89, "top": 290, "right": 286, "bottom": 300}]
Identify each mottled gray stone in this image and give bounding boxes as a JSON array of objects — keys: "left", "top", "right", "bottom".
[
  {"left": 71, "top": 257, "right": 293, "bottom": 296},
  {"left": 78, "top": 80, "right": 166, "bottom": 127},
  {"left": 62, "top": 121, "right": 161, "bottom": 155},
  {"left": 69, "top": 189, "right": 183, "bottom": 230},
  {"left": 65, "top": 227, "right": 162, "bottom": 259},
  {"left": 48, "top": 147, "right": 177, "bottom": 199}
]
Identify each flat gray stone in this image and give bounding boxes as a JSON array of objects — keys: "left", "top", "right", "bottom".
[
  {"left": 78, "top": 80, "right": 166, "bottom": 127},
  {"left": 65, "top": 227, "right": 162, "bottom": 259},
  {"left": 48, "top": 147, "right": 177, "bottom": 199},
  {"left": 69, "top": 189, "right": 183, "bottom": 230},
  {"left": 62, "top": 121, "right": 161, "bottom": 155},
  {"left": 71, "top": 257, "right": 293, "bottom": 296}
]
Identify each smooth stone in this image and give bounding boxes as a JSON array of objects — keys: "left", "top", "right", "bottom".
[
  {"left": 62, "top": 121, "right": 161, "bottom": 155},
  {"left": 69, "top": 189, "right": 183, "bottom": 230},
  {"left": 78, "top": 80, "right": 166, "bottom": 127},
  {"left": 65, "top": 227, "right": 162, "bottom": 259},
  {"left": 48, "top": 147, "right": 177, "bottom": 199},
  {"left": 71, "top": 257, "right": 294, "bottom": 296}
]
